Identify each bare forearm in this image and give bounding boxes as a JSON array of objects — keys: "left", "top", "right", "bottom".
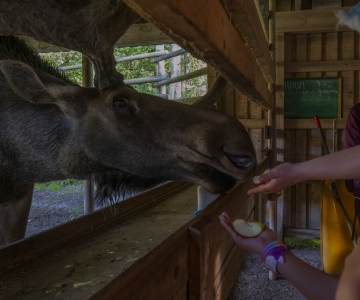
[
  {"left": 336, "top": 275, "right": 360, "bottom": 299},
  {"left": 278, "top": 253, "right": 338, "bottom": 300},
  {"left": 297, "top": 145, "right": 360, "bottom": 181},
  {"left": 248, "top": 145, "right": 360, "bottom": 195},
  {"left": 335, "top": 243, "right": 360, "bottom": 299}
]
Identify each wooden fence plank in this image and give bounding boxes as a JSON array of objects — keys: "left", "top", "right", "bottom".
[
  {"left": 355, "top": 32, "right": 360, "bottom": 114},
  {"left": 295, "top": 130, "right": 308, "bottom": 228},
  {"left": 189, "top": 158, "right": 269, "bottom": 300},
  {"left": 326, "top": 33, "right": 339, "bottom": 78},
  {"left": 236, "top": 90, "right": 249, "bottom": 120},
  {"left": 224, "top": 85, "right": 236, "bottom": 117},
  {"left": 283, "top": 34, "right": 293, "bottom": 229},
  {"left": 284, "top": 228, "right": 320, "bottom": 239},
  {"left": 276, "top": 32, "right": 285, "bottom": 238},
  {"left": 0, "top": 182, "right": 191, "bottom": 269},
  {"left": 285, "top": 118, "right": 347, "bottom": 129},
  {"left": 290, "top": 129, "right": 297, "bottom": 228},
  {"left": 342, "top": 32, "right": 355, "bottom": 117},
  {"left": 21, "top": 23, "right": 173, "bottom": 52},
  {"left": 285, "top": 59, "right": 360, "bottom": 73},
  {"left": 189, "top": 181, "right": 256, "bottom": 299},
  {"left": 308, "top": 33, "right": 322, "bottom": 229},
  {"left": 294, "top": 34, "right": 308, "bottom": 229},
  {"left": 90, "top": 225, "right": 190, "bottom": 300},
  {"left": 277, "top": 0, "right": 292, "bottom": 11},
  {"left": 276, "top": 7, "right": 351, "bottom": 33}
]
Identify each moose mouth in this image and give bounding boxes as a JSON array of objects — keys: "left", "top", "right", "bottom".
[
  {"left": 192, "top": 163, "right": 238, "bottom": 193},
  {"left": 180, "top": 147, "right": 257, "bottom": 194}
]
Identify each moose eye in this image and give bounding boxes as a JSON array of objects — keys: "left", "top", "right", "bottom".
[{"left": 113, "top": 95, "right": 128, "bottom": 108}]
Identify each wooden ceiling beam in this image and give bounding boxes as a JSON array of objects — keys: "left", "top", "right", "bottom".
[
  {"left": 14, "top": 23, "right": 173, "bottom": 53},
  {"left": 124, "top": 0, "right": 274, "bottom": 110},
  {"left": 276, "top": 7, "right": 352, "bottom": 33},
  {"left": 221, "top": 0, "right": 275, "bottom": 83}
]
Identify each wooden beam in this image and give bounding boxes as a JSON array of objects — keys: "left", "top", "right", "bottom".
[
  {"left": 273, "top": 32, "right": 285, "bottom": 265},
  {"left": 90, "top": 226, "right": 190, "bottom": 300},
  {"left": 18, "top": 23, "right": 173, "bottom": 52},
  {"left": 124, "top": 0, "right": 274, "bottom": 111},
  {"left": 285, "top": 118, "right": 347, "bottom": 129},
  {"left": 238, "top": 118, "right": 267, "bottom": 129},
  {"left": 189, "top": 157, "right": 269, "bottom": 300},
  {"left": 276, "top": 7, "right": 352, "bottom": 33},
  {"left": 0, "top": 181, "right": 190, "bottom": 268},
  {"left": 284, "top": 228, "right": 320, "bottom": 239},
  {"left": 285, "top": 59, "right": 360, "bottom": 73},
  {"left": 221, "top": 0, "right": 275, "bottom": 83}
]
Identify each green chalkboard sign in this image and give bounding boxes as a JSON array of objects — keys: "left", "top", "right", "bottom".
[{"left": 284, "top": 78, "right": 342, "bottom": 119}]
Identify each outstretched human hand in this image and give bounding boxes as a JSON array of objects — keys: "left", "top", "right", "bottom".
[
  {"left": 219, "top": 212, "right": 278, "bottom": 255},
  {"left": 248, "top": 162, "right": 303, "bottom": 195}
]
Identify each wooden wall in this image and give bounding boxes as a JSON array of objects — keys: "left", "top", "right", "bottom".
[
  {"left": 282, "top": 31, "right": 360, "bottom": 233},
  {"left": 214, "top": 73, "right": 267, "bottom": 224},
  {"left": 216, "top": 1, "right": 360, "bottom": 236},
  {"left": 277, "top": 1, "right": 360, "bottom": 236}
]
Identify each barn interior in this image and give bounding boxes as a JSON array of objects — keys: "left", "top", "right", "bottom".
[{"left": 0, "top": 0, "right": 359, "bottom": 299}]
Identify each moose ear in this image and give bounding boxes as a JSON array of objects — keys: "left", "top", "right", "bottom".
[{"left": 0, "top": 60, "right": 84, "bottom": 117}]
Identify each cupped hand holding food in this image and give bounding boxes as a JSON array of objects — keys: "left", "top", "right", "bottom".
[
  {"left": 219, "top": 212, "right": 278, "bottom": 255},
  {"left": 248, "top": 162, "right": 303, "bottom": 195}
]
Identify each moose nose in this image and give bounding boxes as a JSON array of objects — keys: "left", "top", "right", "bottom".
[{"left": 223, "top": 147, "right": 255, "bottom": 169}]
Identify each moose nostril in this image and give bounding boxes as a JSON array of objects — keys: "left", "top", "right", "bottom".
[{"left": 223, "top": 147, "right": 254, "bottom": 168}]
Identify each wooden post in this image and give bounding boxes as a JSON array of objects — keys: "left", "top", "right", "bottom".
[
  {"left": 268, "top": 0, "right": 280, "bottom": 281},
  {"left": 82, "top": 54, "right": 95, "bottom": 214},
  {"left": 207, "top": 66, "right": 218, "bottom": 110},
  {"left": 156, "top": 45, "right": 166, "bottom": 96},
  {"left": 168, "top": 44, "right": 182, "bottom": 100}
]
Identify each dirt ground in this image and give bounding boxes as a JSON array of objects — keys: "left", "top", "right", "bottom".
[
  {"left": 26, "top": 184, "right": 86, "bottom": 238},
  {"left": 228, "top": 249, "right": 321, "bottom": 300},
  {"left": 26, "top": 184, "right": 321, "bottom": 300}
]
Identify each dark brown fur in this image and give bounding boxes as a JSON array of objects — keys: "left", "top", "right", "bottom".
[
  {"left": 0, "top": 36, "right": 256, "bottom": 247},
  {"left": 0, "top": 0, "right": 140, "bottom": 88},
  {"left": 0, "top": 0, "right": 258, "bottom": 247}
]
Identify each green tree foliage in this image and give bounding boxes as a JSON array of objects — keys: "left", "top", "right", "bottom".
[
  {"left": 42, "top": 51, "right": 83, "bottom": 85},
  {"left": 42, "top": 45, "right": 207, "bottom": 97},
  {"left": 114, "top": 46, "right": 157, "bottom": 94}
]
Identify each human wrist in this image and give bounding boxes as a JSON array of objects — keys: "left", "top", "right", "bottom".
[
  {"left": 292, "top": 162, "right": 307, "bottom": 184},
  {"left": 256, "top": 229, "right": 279, "bottom": 253},
  {"left": 261, "top": 241, "right": 290, "bottom": 274},
  {"left": 261, "top": 241, "right": 288, "bottom": 261}
]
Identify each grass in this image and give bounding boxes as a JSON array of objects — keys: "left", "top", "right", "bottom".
[
  {"left": 34, "top": 179, "right": 82, "bottom": 192},
  {"left": 284, "top": 237, "right": 320, "bottom": 248},
  {"left": 68, "top": 204, "right": 84, "bottom": 220}
]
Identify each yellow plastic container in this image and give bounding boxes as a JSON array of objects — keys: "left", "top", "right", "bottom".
[{"left": 321, "top": 180, "right": 360, "bottom": 275}]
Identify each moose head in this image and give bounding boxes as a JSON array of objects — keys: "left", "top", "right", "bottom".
[
  {"left": 0, "top": 0, "right": 258, "bottom": 247},
  {"left": 0, "top": 56, "right": 256, "bottom": 197}
]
